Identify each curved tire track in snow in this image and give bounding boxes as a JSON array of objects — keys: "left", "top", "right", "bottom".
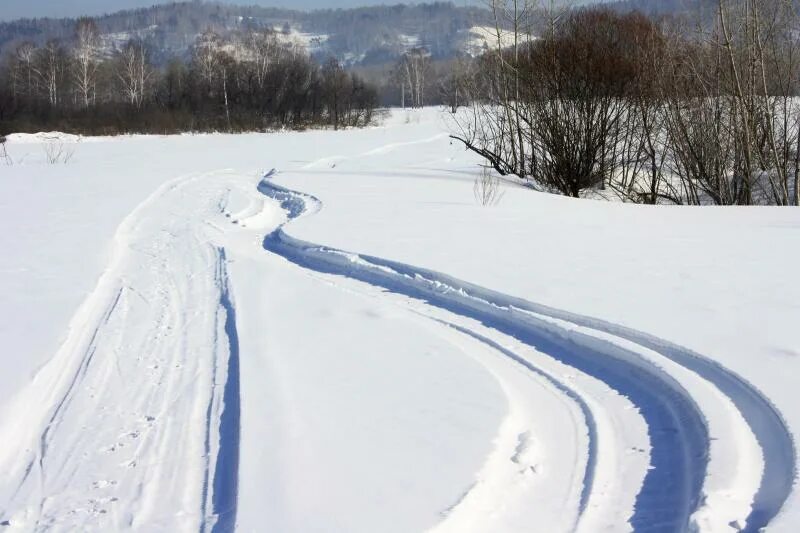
[
  {"left": 428, "top": 314, "right": 599, "bottom": 523},
  {"left": 258, "top": 176, "right": 795, "bottom": 532}
]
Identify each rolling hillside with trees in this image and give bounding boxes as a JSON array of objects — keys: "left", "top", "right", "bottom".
[
  {"left": 0, "top": 2, "right": 495, "bottom": 66},
  {"left": 0, "top": 1, "right": 507, "bottom": 132},
  {"left": 0, "top": 17, "right": 378, "bottom": 135}
]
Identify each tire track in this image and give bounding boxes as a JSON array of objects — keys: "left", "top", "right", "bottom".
[
  {"left": 429, "top": 318, "right": 599, "bottom": 521},
  {"left": 258, "top": 175, "right": 795, "bottom": 532},
  {"left": 201, "top": 249, "right": 241, "bottom": 533}
]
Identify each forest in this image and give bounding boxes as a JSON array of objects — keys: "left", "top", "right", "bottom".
[
  {"left": 0, "top": 21, "right": 378, "bottom": 135},
  {"left": 0, "top": 1, "right": 500, "bottom": 132}
]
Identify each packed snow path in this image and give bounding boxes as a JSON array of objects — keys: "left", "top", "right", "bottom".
[
  {"left": 259, "top": 176, "right": 796, "bottom": 532},
  {"left": 0, "top": 113, "right": 798, "bottom": 532},
  {"left": 0, "top": 173, "right": 244, "bottom": 531}
]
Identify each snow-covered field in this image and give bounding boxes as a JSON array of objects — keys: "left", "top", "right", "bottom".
[{"left": 0, "top": 109, "right": 798, "bottom": 532}]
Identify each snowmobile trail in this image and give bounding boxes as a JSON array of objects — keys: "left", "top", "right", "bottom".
[
  {"left": 258, "top": 175, "right": 796, "bottom": 533},
  {"left": 0, "top": 172, "right": 243, "bottom": 532},
  {"left": 0, "top": 162, "right": 792, "bottom": 532},
  {"left": 1, "top": 110, "right": 797, "bottom": 533}
]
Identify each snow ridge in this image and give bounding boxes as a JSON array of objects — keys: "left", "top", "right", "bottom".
[
  {"left": 432, "top": 319, "right": 599, "bottom": 521},
  {"left": 258, "top": 176, "right": 796, "bottom": 532},
  {"left": 202, "top": 249, "right": 242, "bottom": 533}
]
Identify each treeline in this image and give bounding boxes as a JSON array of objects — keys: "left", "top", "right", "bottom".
[
  {"left": 0, "top": 20, "right": 378, "bottom": 135},
  {"left": 450, "top": 0, "right": 800, "bottom": 206}
]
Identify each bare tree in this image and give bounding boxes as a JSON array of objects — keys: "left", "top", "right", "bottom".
[
  {"left": 10, "top": 42, "right": 37, "bottom": 101},
  {"left": 441, "top": 56, "right": 474, "bottom": 113},
  {"left": 322, "top": 57, "right": 349, "bottom": 129},
  {"left": 193, "top": 30, "right": 222, "bottom": 95},
  {"left": 397, "top": 48, "right": 430, "bottom": 109},
  {"left": 451, "top": 8, "right": 647, "bottom": 197},
  {"left": 660, "top": 0, "right": 800, "bottom": 205},
  {"left": 218, "top": 51, "right": 234, "bottom": 130},
  {"left": 115, "top": 40, "right": 152, "bottom": 108},
  {"left": 72, "top": 18, "right": 100, "bottom": 108},
  {"left": 247, "top": 30, "right": 279, "bottom": 89},
  {"left": 610, "top": 12, "right": 677, "bottom": 204},
  {"left": 34, "top": 40, "right": 68, "bottom": 108}
]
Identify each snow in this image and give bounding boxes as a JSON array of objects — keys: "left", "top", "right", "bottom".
[
  {"left": 99, "top": 26, "right": 159, "bottom": 56},
  {"left": 399, "top": 33, "right": 421, "bottom": 48},
  {"left": 272, "top": 26, "right": 329, "bottom": 53},
  {"left": 466, "top": 26, "right": 534, "bottom": 56},
  {"left": 0, "top": 108, "right": 798, "bottom": 532}
]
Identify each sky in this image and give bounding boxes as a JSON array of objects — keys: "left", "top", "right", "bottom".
[{"left": 0, "top": 0, "right": 402, "bottom": 21}]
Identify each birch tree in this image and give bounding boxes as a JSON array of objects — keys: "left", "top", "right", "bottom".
[
  {"left": 35, "top": 40, "right": 68, "bottom": 108},
  {"left": 72, "top": 18, "right": 100, "bottom": 108},
  {"left": 115, "top": 41, "right": 151, "bottom": 108},
  {"left": 11, "top": 42, "right": 37, "bottom": 101}
]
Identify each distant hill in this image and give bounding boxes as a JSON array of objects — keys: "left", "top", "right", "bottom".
[
  {"left": 604, "top": 0, "right": 718, "bottom": 19},
  {"left": 0, "top": 1, "right": 497, "bottom": 66}
]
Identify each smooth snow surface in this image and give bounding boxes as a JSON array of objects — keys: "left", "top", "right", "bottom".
[{"left": 0, "top": 109, "right": 798, "bottom": 533}]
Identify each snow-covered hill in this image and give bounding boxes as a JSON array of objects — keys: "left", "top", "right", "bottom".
[
  {"left": 0, "top": 2, "right": 494, "bottom": 66},
  {"left": 0, "top": 109, "right": 798, "bottom": 532}
]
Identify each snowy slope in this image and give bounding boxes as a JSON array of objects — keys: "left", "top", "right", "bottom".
[{"left": 0, "top": 109, "right": 798, "bottom": 532}]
